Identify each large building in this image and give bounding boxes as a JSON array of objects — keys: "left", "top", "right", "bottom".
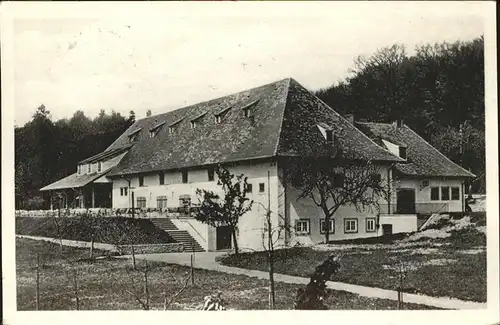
[{"left": 40, "top": 78, "right": 475, "bottom": 251}]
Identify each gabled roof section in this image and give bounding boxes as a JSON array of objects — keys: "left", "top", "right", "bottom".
[
  {"left": 355, "top": 122, "right": 475, "bottom": 178},
  {"left": 276, "top": 79, "right": 403, "bottom": 162},
  {"left": 169, "top": 117, "right": 185, "bottom": 127},
  {"left": 128, "top": 128, "right": 142, "bottom": 137},
  {"left": 79, "top": 145, "right": 132, "bottom": 164},
  {"left": 150, "top": 121, "right": 166, "bottom": 131},
  {"left": 190, "top": 112, "right": 207, "bottom": 121},
  {"left": 40, "top": 170, "right": 110, "bottom": 191}
]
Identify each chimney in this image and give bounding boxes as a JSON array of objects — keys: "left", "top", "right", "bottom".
[
  {"left": 344, "top": 114, "right": 355, "bottom": 124},
  {"left": 393, "top": 119, "right": 404, "bottom": 128}
]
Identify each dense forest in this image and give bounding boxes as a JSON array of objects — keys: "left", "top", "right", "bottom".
[
  {"left": 14, "top": 36, "right": 485, "bottom": 209},
  {"left": 15, "top": 107, "right": 135, "bottom": 209},
  {"left": 315, "top": 36, "right": 485, "bottom": 193}
]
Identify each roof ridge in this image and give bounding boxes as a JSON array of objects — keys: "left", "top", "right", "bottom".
[
  {"left": 404, "top": 125, "right": 476, "bottom": 177},
  {"left": 134, "top": 78, "right": 291, "bottom": 123},
  {"left": 273, "top": 78, "right": 292, "bottom": 156}
]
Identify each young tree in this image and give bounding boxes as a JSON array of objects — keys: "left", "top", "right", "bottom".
[
  {"left": 194, "top": 165, "right": 253, "bottom": 254},
  {"left": 286, "top": 156, "right": 390, "bottom": 243}
]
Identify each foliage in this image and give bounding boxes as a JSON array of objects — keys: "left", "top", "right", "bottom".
[
  {"left": 15, "top": 105, "right": 134, "bottom": 209},
  {"left": 315, "top": 37, "right": 485, "bottom": 192},
  {"left": 194, "top": 165, "right": 253, "bottom": 254}
]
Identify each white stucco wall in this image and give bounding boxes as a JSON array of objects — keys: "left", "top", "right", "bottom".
[
  {"left": 377, "top": 215, "right": 418, "bottom": 235},
  {"left": 397, "top": 178, "right": 464, "bottom": 213},
  {"left": 111, "top": 160, "right": 281, "bottom": 251},
  {"left": 284, "top": 164, "right": 394, "bottom": 244}
]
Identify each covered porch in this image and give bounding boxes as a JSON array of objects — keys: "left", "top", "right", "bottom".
[{"left": 40, "top": 171, "right": 113, "bottom": 209}]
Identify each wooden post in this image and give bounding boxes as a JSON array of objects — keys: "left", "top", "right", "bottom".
[
  {"left": 144, "top": 260, "right": 149, "bottom": 310},
  {"left": 267, "top": 170, "right": 275, "bottom": 309},
  {"left": 190, "top": 254, "right": 194, "bottom": 286},
  {"left": 90, "top": 234, "right": 94, "bottom": 259},
  {"left": 36, "top": 254, "right": 40, "bottom": 310},
  {"left": 91, "top": 187, "right": 95, "bottom": 208},
  {"left": 131, "top": 190, "right": 136, "bottom": 269},
  {"left": 73, "top": 269, "right": 80, "bottom": 310}
]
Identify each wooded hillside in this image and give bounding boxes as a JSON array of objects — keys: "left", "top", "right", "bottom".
[
  {"left": 15, "top": 107, "right": 135, "bottom": 209},
  {"left": 316, "top": 36, "right": 485, "bottom": 192}
]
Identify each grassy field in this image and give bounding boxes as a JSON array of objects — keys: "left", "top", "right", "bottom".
[
  {"left": 220, "top": 226, "right": 486, "bottom": 302},
  {"left": 16, "top": 238, "right": 437, "bottom": 310}
]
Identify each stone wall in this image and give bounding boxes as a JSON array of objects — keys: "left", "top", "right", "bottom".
[{"left": 116, "top": 243, "right": 185, "bottom": 254}]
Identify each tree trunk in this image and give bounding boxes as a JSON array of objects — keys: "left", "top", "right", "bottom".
[
  {"left": 267, "top": 217, "right": 275, "bottom": 309},
  {"left": 231, "top": 227, "right": 239, "bottom": 254}
]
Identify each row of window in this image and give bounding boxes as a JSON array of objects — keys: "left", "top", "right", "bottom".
[
  {"left": 430, "top": 186, "right": 460, "bottom": 201},
  {"left": 77, "top": 162, "right": 102, "bottom": 175},
  {"left": 125, "top": 195, "right": 188, "bottom": 209},
  {"left": 133, "top": 169, "right": 266, "bottom": 193},
  {"left": 295, "top": 217, "right": 376, "bottom": 235}
]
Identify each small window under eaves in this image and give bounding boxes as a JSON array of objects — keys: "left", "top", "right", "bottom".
[
  {"left": 242, "top": 100, "right": 258, "bottom": 118},
  {"left": 399, "top": 147, "right": 407, "bottom": 160},
  {"left": 190, "top": 121, "right": 197, "bottom": 129}
]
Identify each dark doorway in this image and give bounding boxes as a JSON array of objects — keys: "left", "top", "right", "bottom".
[
  {"left": 396, "top": 189, "right": 416, "bottom": 214},
  {"left": 216, "top": 226, "right": 232, "bottom": 250},
  {"left": 382, "top": 224, "right": 393, "bottom": 235}
]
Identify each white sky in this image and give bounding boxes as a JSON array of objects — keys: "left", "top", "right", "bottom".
[{"left": 8, "top": 2, "right": 486, "bottom": 126}]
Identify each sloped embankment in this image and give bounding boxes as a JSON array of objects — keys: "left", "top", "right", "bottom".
[{"left": 16, "top": 216, "right": 174, "bottom": 245}]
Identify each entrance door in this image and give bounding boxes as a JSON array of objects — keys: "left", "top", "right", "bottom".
[
  {"left": 382, "top": 224, "right": 393, "bottom": 235},
  {"left": 216, "top": 226, "right": 232, "bottom": 250},
  {"left": 396, "top": 189, "right": 416, "bottom": 214}
]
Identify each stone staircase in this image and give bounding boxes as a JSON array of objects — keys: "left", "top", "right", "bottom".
[{"left": 151, "top": 218, "right": 204, "bottom": 252}]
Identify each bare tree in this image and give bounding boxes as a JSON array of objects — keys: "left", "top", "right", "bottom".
[{"left": 124, "top": 260, "right": 151, "bottom": 310}]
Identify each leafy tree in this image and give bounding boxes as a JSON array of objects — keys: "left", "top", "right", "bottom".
[{"left": 194, "top": 165, "right": 253, "bottom": 254}]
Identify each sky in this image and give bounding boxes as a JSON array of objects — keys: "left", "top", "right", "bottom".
[{"left": 9, "top": 2, "right": 486, "bottom": 126}]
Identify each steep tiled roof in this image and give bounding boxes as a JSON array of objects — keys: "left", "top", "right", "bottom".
[
  {"left": 355, "top": 122, "right": 475, "bottom": 178},
  {"left": 105, "top": 78, "right": 403, "bottom": 178},
  {"left": 277, "top": 79, "right": 403, "bottom": 162}
]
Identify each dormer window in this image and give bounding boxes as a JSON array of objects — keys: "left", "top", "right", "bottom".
[
  {"left": 128, "top": 128, "right": 142, "bottom": 143},
  {"left": 149, "top": 121, "right": 165, "bottom": 138},
  {"left": 243, "top": 107, "right": 252, "bottom": 118},
  {"left": 87, "top": 164, "right": 91, "bottom": 173},
  {"left": 215, "top": 105, "right": 232, "bottom": 124},
  {"left": 190, "top": 112, "right": 206, "bottom": 129},
  {"left": 326, "top": 130, "right": 334, "bottom": 143},
  {"left": 98, "top": 161, "right": 102, "bottom": 172},
  {"left": 399, "top": 147, "right": 407, "bottom": 160},
  {"left": 168, "top": 118, "right": 184, "bottom": 134},
  {"left": 242, "top": 100, "right": 258, "bottom": 118},
  {"left": 77, "top": 165, "right": 82, "bottom": 175},
  {"left": 317, "top": 123, "right": 334, "bottom": 142}
]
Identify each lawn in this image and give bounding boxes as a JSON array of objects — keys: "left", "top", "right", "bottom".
[
  {"left": 16, "top": 238, "right": 436, "bottom": 310},
  {"left": 219, "top": 227, "right": 486, "bottom": 302},
  {"left": 16, "top": 216, "right": 174, "bottom": 245}
]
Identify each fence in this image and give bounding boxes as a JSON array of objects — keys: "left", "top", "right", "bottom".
[{"left": 15, "top": 207, "right": 201, "bottom": 219}]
